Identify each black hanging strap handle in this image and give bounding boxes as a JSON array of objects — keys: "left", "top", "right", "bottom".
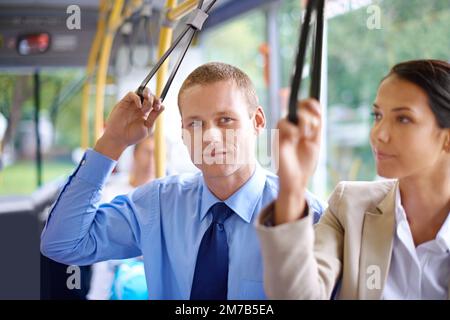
[
  {"left": 288, "top": 0, "right": 325, "bottom": 124},
  {"left": 136, "top": 0, "right": 218, "bottom": 103}
]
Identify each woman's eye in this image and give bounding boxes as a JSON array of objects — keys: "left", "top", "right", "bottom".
[
  {"left": 397, "top": 116, "right": 412, "bottom": 124},
  {"left": 371, "top": 111, "right": 382, "bottom": 122}
]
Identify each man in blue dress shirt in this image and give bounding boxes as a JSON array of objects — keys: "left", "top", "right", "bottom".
[{"left": 41, "top": 62, "right": 324, "bottom": 299}]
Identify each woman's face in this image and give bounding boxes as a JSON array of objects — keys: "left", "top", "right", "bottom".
[{"left": 370, "top": 75, "right": 449, "bottom": 179}]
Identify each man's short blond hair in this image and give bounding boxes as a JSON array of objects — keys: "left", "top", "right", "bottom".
[{"left": 178, "top": 62, "right": 259, "bottom": 113}]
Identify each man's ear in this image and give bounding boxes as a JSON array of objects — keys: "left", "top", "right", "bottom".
[
  {"left": 181, "top": 118, "right": 187, "bottom": 145},
  {"left": 253, "top": 106, "right": 266, "bottom": 135},
  {"left": 444, "top": 129, "right": 450, "bottom": 153}
]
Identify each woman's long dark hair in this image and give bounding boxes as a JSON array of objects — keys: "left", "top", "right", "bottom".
[{"left": 385, "top": 59, "right": 450, "bottom": 128}]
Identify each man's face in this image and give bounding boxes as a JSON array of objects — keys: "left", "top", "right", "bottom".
[{"left": 179, "top": 80, "right": 265, "bottom": 179}]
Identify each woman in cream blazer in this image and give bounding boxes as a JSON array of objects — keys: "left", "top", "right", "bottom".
[{"left": 256, "top": 59, "right": 450, "bottom": 299}]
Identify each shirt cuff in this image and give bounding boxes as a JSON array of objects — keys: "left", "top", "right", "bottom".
[{"left": 75, "top": 149, "right": 117, "bottom": 187}]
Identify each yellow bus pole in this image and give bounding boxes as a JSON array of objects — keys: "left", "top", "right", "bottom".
[
  {"left": 94, "top": 0, "right": 125, "bottom": 142},
  {"left": 168, "top": 0, "right": 198, "bottom": 21},
  {"left": 154, "top": 0, "right": 199, "bottom": 178},
  {"left": 153, "top": 0, "right": 176, "bottom": 178},
  {"left": 80, "top": 0, "right": 108, "bottom": 149},
  {"left": 94, "top": 0, "right": 144, "bottom": 142}
]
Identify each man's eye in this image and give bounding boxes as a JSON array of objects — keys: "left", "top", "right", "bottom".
[
  {"left": 219, "top": 117, "right": 233, "bottom": 124},
  {"left": 189, "top": 120, "right": 202, "bottom": 128}
]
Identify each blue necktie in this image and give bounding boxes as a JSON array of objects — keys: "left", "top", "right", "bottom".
[{"left": 190, "top": 202, "right": 232, "bottom": 300}]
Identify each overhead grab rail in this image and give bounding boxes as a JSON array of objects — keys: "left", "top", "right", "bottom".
[
  {"left": 136, "top": 0, "right": 218, "bottom": 103},
  {"left": 288, "top": 0, "right": 325, "bottom": 124}
]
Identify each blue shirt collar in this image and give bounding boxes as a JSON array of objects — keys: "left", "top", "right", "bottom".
[{"left": 199, "top": 164, "right": 267, "bottom": 223}]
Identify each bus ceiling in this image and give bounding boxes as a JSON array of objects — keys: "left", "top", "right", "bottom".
[{"left": 0, "top": 0, "right": 279, "bottom": 69}]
